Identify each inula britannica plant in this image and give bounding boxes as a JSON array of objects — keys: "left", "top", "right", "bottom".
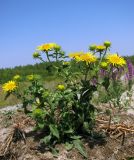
[{"left": 2, "top": 41, "right": 127, "bottom": 158}]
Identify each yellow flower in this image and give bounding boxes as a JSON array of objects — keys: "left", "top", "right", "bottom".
[
  {"left": 96, "top": 45, "right": 106, "bottom": 52},
  {"left": 100, "top": 62, "right": 108, "bottom": 68},
  {"left": 69, "top": 52, "right": 97, "bottom": 64},
  {"left": 106, "top": 54, "right": 126, "bottom": 66},
  {"left": 37, "top": 43, "right": 60, "bottom": 52},
  {"left": 37, "top": 44, "right": 51, "bottom": 51},
  {"left": 2, "top": 80, "right": 17, "bottom": 92},
  {"left": 51, "top": 43, "right": 61, "bottom": 50},
  {"left": 69, "top": 52, "right": 84, "bottom": 59},
  {"left": 63, "top": 61, "right": 70, "bottom": 66},
  {"left": 13, "top": 75, "right": 21, "bottom": 81},
  {"left": 57, "top": 85, "right": 65, "bottom": 91},
  {"left": 79, "top": 52, "right": 97, "bottom": 64}
]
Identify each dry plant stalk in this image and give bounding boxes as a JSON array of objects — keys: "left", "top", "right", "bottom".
[
  {"left": 0, "top": 122, "right": 26, "bottom": 158},
  {"left": 97, "top": 118, "right": 134, "bottom": 145}
]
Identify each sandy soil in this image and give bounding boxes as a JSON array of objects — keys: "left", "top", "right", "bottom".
[{"left": 0, "top": 104, "right": 134, "bottom": 160}]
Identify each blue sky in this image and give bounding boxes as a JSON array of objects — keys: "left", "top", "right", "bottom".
[{"left": 0, "top": 0, "right": 134, "bottom": 68}]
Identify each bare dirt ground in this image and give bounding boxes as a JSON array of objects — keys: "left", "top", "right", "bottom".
[{"left": 0, "top": 105, "right": 134, "bottom": 160}]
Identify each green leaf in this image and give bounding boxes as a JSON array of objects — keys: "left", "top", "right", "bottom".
[
  {"left": 64, "top": 128, "right": 74, "bottom": 134},
  {"left": 41, "top": 135, "right": 51, "bottom": 144},
  {"left": 73, "top": 139, "right": 87, "bottom": 158},
  {"left": 65, "top": 142, "right": 73, "bottom": 151},
  {"left": 49, "top": 124, "right": 59, "bottom": 139},
  {"left": 70, "top": 135, "right": 82, "bottom": 140},
  {"left": 38, "top": 123, "right": 44, "bottom": 129},
  {"left": 83, "top": 122, "right": 90, "bottom": 133},
  {"left": 50, "top": 147, "right": 59, "bottom": 157},
  {"left": 102, "top": 77, "right": 110, "bottom": 90}
]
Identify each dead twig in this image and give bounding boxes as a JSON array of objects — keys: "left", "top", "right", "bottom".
[
  {"left": 108, "top": 115, "right": 111, "bottom": 130},
  {"left": 100, "top": 125, "right": 134, "bottom": 133},
  {"left": 97, "top": 117, "right": 134, "bottom": 145},
  {"left": 0, "top": 132, "right": 13, "bottom": 156}
]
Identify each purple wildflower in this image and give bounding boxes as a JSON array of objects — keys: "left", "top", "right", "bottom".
[
  {"left": 126, "top": 60, "right": 134, "bottom": 80},
  {"left": 91, "top": 77, "right": 97, "bottom": 86},
  {"left": 99, "top": 69, "right": 108, "bottom": 77}
]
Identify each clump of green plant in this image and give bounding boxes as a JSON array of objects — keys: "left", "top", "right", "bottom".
[
  {"left": 98, "top": 79, "right": 125, "bottom": 106},
  {"left": 2, "top": 41, "right": 127, "bottom": 158}
]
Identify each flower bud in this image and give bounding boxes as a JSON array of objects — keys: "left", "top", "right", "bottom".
[
  {"left": 57, "top": 84, "right": 65, "bottom": 91},
  {"left": 33, "top": 52, "right": 40, "bottom": 59},
  {"left": 27, "top": 74, "right": 41, "bottom": 81},
  {"left": 89, "top": 44, "right": 96, "bottom": 51},
  {"left": 13, "top": 75, "right": 21, "bottom": 81},
  {"left": 100, "top": 62, "right": 108, "bottom": 68},
  {"left": 43, "top": 91, "right": 49, "bottom": 98},
  {"left": 104, "top": 41, "right": 111, "bottom": 48}
]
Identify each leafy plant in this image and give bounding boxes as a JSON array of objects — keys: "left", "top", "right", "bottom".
[{"left": 2, "top": 41, "right": 127, "bottom": 158}]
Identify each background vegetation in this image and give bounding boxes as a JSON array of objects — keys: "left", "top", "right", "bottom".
[{"left": 0, "top": 61, "right": 82, "bottom": 84}]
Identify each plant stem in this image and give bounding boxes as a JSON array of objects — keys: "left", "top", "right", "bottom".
[
  {"left": 108, "top": 115, "right": 111, "bottom": 129},
  {"left": 84, "top": 65, "right": 90, "bottom": 81},
  {"left": 46, "top": 51, "right": 51, "bottom": 62},
  {"left": 99, "top": 48, "right": 108, "bottom": 65},
  {"left": 55, "top": 52, "right": 58, "bottom": 61}
]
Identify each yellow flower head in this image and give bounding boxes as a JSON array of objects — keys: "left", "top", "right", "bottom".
[
  {"left": 63, "top": 61, "right": 70, "bottom": 66},
  {"left": 69, "top": 52, "right": 97, "bottom": 64},
  {"left": 106, "top": 54, "right": 126, "bottom": 66},
  {"left": 100, "top": 62, "right": 108, "bottom": 68},
  {"left": 79, "top": 52, "right": 97, "bottom": 64},
  {"left": 69, "top": 51, "right": 84, "bottom": 60},
  {"left": 96, "top": 45, "right": 106, "bottom": 52},
  {"left": 57, "top": 84, "right": 65, "bottom": 91},
  {"left": 2, "top": 80, "right": 17, "bottom": 92},
  {"left": 51, "top": 43, "right": 61, "bottom": 50},
  {"left": 37, "top": 43, "right": 60, "bottom": 52},
  {"left": 13, "top": 75, "right": 21, "bottom": 81}
]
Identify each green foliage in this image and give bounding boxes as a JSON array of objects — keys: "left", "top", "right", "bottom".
[
  {"left": 98, "top": 79, "right": 126, "bottom": 109},
  {"left": 0, "top": 61, "right": 81, "bottom": 84},
  {"left": 73, "top": 139, "right": 87, "bottom": 158},
  {"left": 127, "top": 157, "right": 134, "bottom": 160},
  {"left": 124, "top": 55, "right": 134, "bottom": 65}
]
